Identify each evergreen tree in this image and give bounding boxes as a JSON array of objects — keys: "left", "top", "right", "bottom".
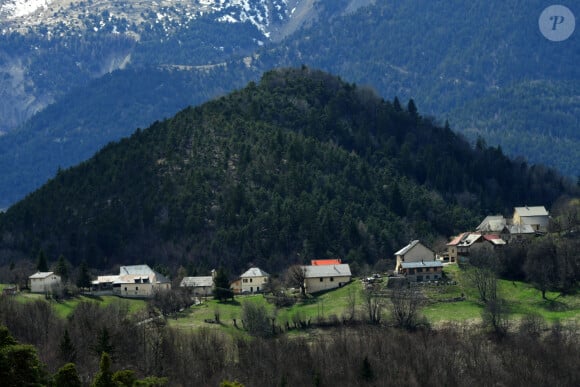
[
  {"left": 92, "top": 352, "right": 114, "bottom": 387},
  {"left": 54, "top": 363, "right": 82, "bottom": 387},
  {"left": 76, "top": 260, "right": 91, "bottom": 290},
  {"left": 393, "top": 96, "right": 402, "bottom": 112},
  {"left": 36, "top": 249, "right": 49, "bottom": 272},
  {"left": 92, "top": 327, "right": 114, "bottom": 359},
  {"left": 55, "top": 254, "right": 69, "bottom": 283},
  {"left": 213, "top": 268, "right": 233, "bottom": 302},
  {"left": 58, "top": 329, "right": 77, "bottom": 364},
  {"left": 0, "top": 326, "right": 47, "bottom": 386},
  {"left": 407, "top": 98, "right": 418, "bottom": 119}
]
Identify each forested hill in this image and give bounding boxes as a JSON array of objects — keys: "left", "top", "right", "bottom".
[{"left": 0, "top": 68, "right": 575, "bottom": 273}]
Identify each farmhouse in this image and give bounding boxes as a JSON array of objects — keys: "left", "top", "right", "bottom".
[
  {"left": 29, "top": 272, "right": 61, "bottom": 293},
  {"left": 447, "top": 232, "right": 506, "bottom": 262},
  {"left": 239, "top": 267, "right": 269, "bottom": 294},
  {"left": 92, "top": 264, "right": 171, "bottom": 298},
  {"left": 394, "top": 240, "right": 435, "bottom": 272},
  {"left": 513, "top": 206, "right": 549, "bottom": 232},
  {"left": 303, "top": 264, "right": 352, "bottom": 293},
  {"left": 180, "top": 276, "right": 214, "bottom": 297},
  {"left": 400, "top": 261, "right": 443, "bottom": 282}
]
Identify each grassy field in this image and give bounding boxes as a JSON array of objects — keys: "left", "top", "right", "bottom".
[
  {"left": 422, "top": 264, "right": 580, "bottom": 325},
  {"left": 168, "top": 264, "right": 580, "bottom": 334},
  {"left": 9, "top": 291, "right": 147, "bottom": 319},
  {"left": 4, "top": 265, "right": 580, "bottom": 329}
]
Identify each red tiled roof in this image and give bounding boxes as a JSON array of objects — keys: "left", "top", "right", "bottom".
[
  {"left": 447, "top": 233, "right": 467, "bottom": 246},
  {"left": 311, "top": 259, "right": 342, "bottom": 266}
]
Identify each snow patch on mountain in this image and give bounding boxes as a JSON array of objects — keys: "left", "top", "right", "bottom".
[{"left": 0, "top": 0, "right": 52, "bottom": 19}]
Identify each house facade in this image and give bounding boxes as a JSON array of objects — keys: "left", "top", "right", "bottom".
[
  {"left": 91, "top": 264, "right": 171, "bottom": 298},
  {"left": 401, "top": 261, "right": 443, "bottom": 282},
  {"left": 29, "top": 272, "right": 61, "bottom": 293},
  {"left": 395, "top": 240, "right": 435, "bottom": 272},
  {"left": 240, "top": 267, "right": 269, "bottom": 293},
  {"left": 513, "top": 206, "right": 549, "bottom": 232},
  {"left": 303, "top": 264, "right": 352, "bottom": 293},
  {"left": 180, "top": 276, "right": 213, "bottom": 297}
]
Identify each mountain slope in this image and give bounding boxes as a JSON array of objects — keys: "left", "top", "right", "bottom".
[{"left": 0, "top": 68, "right": 574, "bottom": 273}]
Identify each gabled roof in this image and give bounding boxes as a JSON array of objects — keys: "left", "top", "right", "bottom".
[
  {"left": 514, "top": 206, "right": 549, "bottom": 217},
  {"left": 482, "top": 234, "right": 507, "bottom": 245},
  {"left": 303, "top": 264, "right": 352, "bottom": 278},
  {"left": 240, "top": 267, "right": 269, "bottom": 278},
  {"left": 29, "top": 272, "right": 57, "bottom": 279},
  {"left": 476, "top": 215, "right": 507, "bottom": 232},
  {"left": 311, "top": 259, "right": 342, "bottom": 266},
  {"left": 395, "top": 240, "right": 421, "bottom": 256},
  {"left": 180, "top": 276, "right": 213, "bottom": 287},
  {"left": 447, "top": 232, "right": 468, "bottom": 246},
  {"left": 120, "top": 265, "right": 155, "bottom": 276},
  {"left": 507, "top": 224, "right": 535, "bottom": 234},
  {"left": 401, "top": 261, "right": 443, "bottom": 269}
]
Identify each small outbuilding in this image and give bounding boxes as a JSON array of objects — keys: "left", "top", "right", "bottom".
[{"left": 29, "top": 272, "right": 61, "bottom": 293}]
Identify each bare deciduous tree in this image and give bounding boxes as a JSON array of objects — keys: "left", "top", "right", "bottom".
[
  {"left": 363, "top": 286, "right": 384, "bottom": 324},
  {"left": 286, "top": 265, "right": 307, "bottom": 296},
  {"left": 389, "top": 287, "right": 423, "bottom": 330}
]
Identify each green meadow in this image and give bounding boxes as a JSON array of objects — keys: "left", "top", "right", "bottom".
[{"left": 4, "top": 264, "right": 580, "bottom": 330}]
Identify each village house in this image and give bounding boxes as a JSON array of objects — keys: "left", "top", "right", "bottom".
[
  {"left": 29, "top": 272, "right": 61, "bottom": 293},
  {"left": 400, "top": 260, "right": 443, "bottom": 282},
  {"left": 513, "top": 206, "right": 549, "bottom": 232},
  {"left": 394, "top": 240, "right": 435, "bottom": 272},
  {"left": 180, "top": 276, "right": 214, "bottom": 297},
  {"left": 302, "top": 263, "right": 352, "bottom": 293},
  {"left": 501, "top": 223, "right": 536, "bottom": 241},
  {"left": 91, "top": 264, "right": 171, "bottom": 298},
  {"left": 447, "top": 232, "right": 506, "bottom": 262},
  {"left": 239, "top": 267, "right": 270, "bottom": 294}
]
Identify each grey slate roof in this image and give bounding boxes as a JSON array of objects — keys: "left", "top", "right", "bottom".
[
  {"left": 476, "top": 215, "right": 507, "bottom": 232},
  {"left": 120, "top": 265, "right": 155, "bottom": 276},
  {"left": 29, "top": 271, "right": 56, "bottom": 279},
  {"left": 514, "top": 206, "right": 549, "bottom": 217},
  {"left": 303, "top": 264, "right": 352, "bottom": 278},
  {"left": 401, "top": 261, "right": 443, "bottom": 269},
  {"left": 240, "top": 267, "right": 269, "bottom": 278},
  {"left": 395, "top": 240, "right": 420, "bottom": 256},
  {"left": 180, "top": 276, "right": 213, "bottom": 288},
  {"left": 507, "top": 224, "right": 536, "bottom": 234}
]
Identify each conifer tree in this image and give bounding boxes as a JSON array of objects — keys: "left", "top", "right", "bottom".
[
  {"left": 36, "top": 250, "right": 49, "bottom": 272},
  {"left": 55, "top": 254, "right": 69, "bottom": 283},
  {"left": 54, "top": 363, "right": 82, "bottom": 387},
  {"left": 92, "top": 352, "right": 114, "bottom": 387},
  {"left": 213, "top": 267, "right": 233, "bottom": 301},
  {"left": 76, "top": 260, "right": 91, "bottom": 290}
]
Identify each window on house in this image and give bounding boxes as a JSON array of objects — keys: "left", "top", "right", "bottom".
[
  {"left": 243, "top": 279, "right": 247, "bottom": 283},
  {"left": 330, "top": 277, "right": 334, "bottom": 282},
  {"left": 250, "top": 278, "right": 253, "bottom": 283},
  {"left": 320, "top": 278, "right": 323, "bottom": 282},
  {"left": 124, "top": 287, "right": 127, "bottom": 291}
]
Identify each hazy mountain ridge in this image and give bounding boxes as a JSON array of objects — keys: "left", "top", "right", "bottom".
[{"left": 0, "top": 0, "right": 577, "bottom": 209}]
